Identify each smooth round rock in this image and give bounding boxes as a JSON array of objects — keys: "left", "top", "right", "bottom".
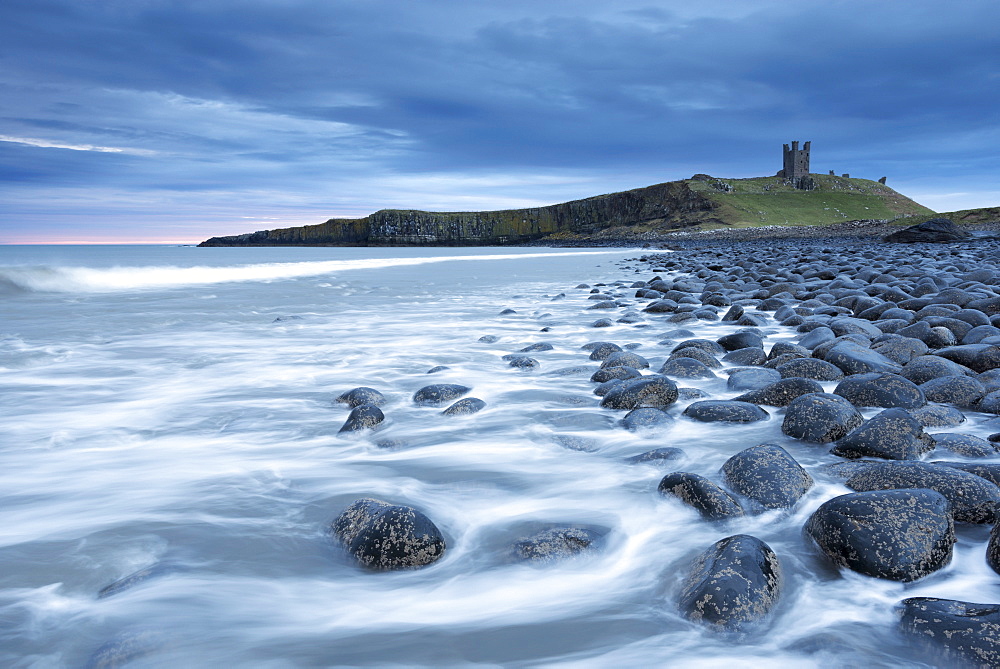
[
  {"left": 898, "top": 597, "right": 1000, "bottom": 667},
  {"left": 721, "top": 443, "right": 813, "bottom": 510},
  {"left": 824, "top": 341, "right": 903, "bottom": 375},
  {"left": 413, "top": 384, "right": 470, "bottom": 406},
  {"left": 600, "top": 376, "right": 679, "bottom": 411},
  {"left": 805, "top": 489, "right": 954, "bottom": 582},
  {"left": 901, "top": 355, "right": 975, "bottom": 384},
  {"left": 782, "top": 393, "right": 864, "bottom": 443},
  {"left": 919, "top": 375, "right": 987, "bottom": 407},
  {"left": 833, "top": 373, "right": 926, "bottom": 409},
  {"left": 510, "top": 527, "right": 601, "bottom": 563},
  {"left": 658, "top": 472, "right": 744, "bottom": 520},
  {"left": 846, "top": 461, "right": 1000, "bottom": 523},
  {"left": 717, "top": 332, "right": 763, "bottom": 351},
  {"left": 830, "top": 408, "right": 934, "bottom": 460},
  {"left": 336, "top": 387, "right": 386, "bottom": 408},
  {"left": 908, "top": 404, "right": 966, "bottom": 428},
  {"left": 669, "top": 347, "right": 722, "bottom": 368},
  {"left": 590, "top": 365, "right": 641, "bottom": 383},
  {"left": 625, "top": 447, "right": 685, "bottom": 465},
  {"left": 727, "top": 367, "right": 781, "bottom": 391},
  {"left": 657, "top": 357, "right": 717, "bottom": 379},
  {"left": 682, "top": 400, "right": 769, "bottom": 423},
  {"left": 734, "top": 378, "right": 824, "bottom": 407},
  {"left": 600, "top": 350, "right": 649, "bottom": 370},
  {"left": 775, "top": 358, "right": 845, "bottom": 381},
  {"left": 678, "top": 534, "right": 782, "bottom": 632},
  {"left": 339, "top": 404, "right": 385, "bottom": 432},
  {"left": 331, "top": 498, "right": 446, "bottom": 570},
  {"left": 587, "top": 342, "right": 623, "bottom": 361},
  {"left": 622, "top": 407, "right": 674, "bottom": 431},
  {"left": 442, "top": 397, "right": 486, "bottom": 416},
  {"left": 722, "top": 347, "right": 768, "bottom": 365}
]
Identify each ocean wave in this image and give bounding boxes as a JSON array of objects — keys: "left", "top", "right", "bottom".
[{"left": 0, "top": 251, "right": 624, "bottom": 293}]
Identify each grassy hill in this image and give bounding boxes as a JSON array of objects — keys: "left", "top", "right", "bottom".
[{"left": 199, "top": 174, "right": 935, "bottom": 246}]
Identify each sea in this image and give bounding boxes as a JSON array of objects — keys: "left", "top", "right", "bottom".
[{"left": 0, "top": 244, "right": 996, "bottom": 668}]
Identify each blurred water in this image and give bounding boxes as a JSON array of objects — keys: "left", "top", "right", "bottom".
[{"left": 0, "top": 245, "right": 995, "bottom": 668}]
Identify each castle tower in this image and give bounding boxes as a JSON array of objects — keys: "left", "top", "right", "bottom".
[{"left": 781, "top": 140, "right": 811, "bottom": 181}]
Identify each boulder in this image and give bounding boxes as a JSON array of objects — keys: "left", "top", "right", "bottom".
[
  {"left": 510, "top": 527, "right": 601, "bottom": 563},
  {"left": 625, "top": 447, "right": 685, "bottom": 465},
  {"left": 846, "top": 461, "right": 1000, "bottom": 523},
  {"left": 721, "top": 443, "right": 813, "bottom": 510},
  {"left": 901, "top": 355, "right": 975, "bottom": 384},
  {"left": 622, "top": 407, "right": 674, "bottom": 431},
  {"left": 775, "top": 358, "right": 845, "bottom": 381},
  {"left": 587, "top": 342, "right": 623, "bottom": 361},
  {"left": 833, "top": 373, "right": 926, "bottom": 409},
  {"left": 336, "top": 387, "right": 386, "bottom": 408},
  {"left": 678, "top": 535, "right": 782, "bottom": 632},
  {"left": 658, "top": 472, "right": 744, "bottom": 520},
  {"left": 907, "top": 405, "right": 966, "bottom": 428},
  {"left": 413, "top": 384, "right": 470, "bottom": 406},
  {"left": 601, "top": 376, "right": 679, "bottom": 411},
  {"left": 830, "top": 408, "right": 934, "bottom": 460},
  {"left": 931, "top": 433, "right": 998, "bottom": 458},
  {"left": 898, "top": 598, "right": 1000, "bottom": 667},
  {"left": 331, "top": 498, "right": 446, "bottom": 570},
  {"left": 920, "top": 375, "right": 988, "bottom": 407},
  {"left": 734, "top": 378, "right": 824, "bottom": 407},
  {"left": 339, "top": 404, "right": 385, "bottom": 432},
  {"left": 590, "top": 365, "right": 641, "bottom": 383},
  {"left": 600, "top": 350, "right": 650, "bottom": 370},
  {"left": 882, "top": 218, "right": 972, "bottom": 243},
  {"left": 824, "top": 341, "right": 903, "bottom": 375},
  {"left": 657, "top": 357, "right": 717, "bottom": 379},
  {"left": 682, "top": 400, "right": 769, "bottom": 423},
  {"left": 781, "top": 393, "right": 864, "bottom": 443},
  {"left": 805, "top": 489, "right": 954, "bottom": 581},
  {"left": 727, "top": 367, "right": 781, "bottom": 391},
  {"left": 442, "top": 397, "right": 486, "bottom": 416}
]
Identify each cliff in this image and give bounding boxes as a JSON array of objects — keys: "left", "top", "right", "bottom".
[{"left": 198, "top": 175, "right": 934, "bottom": 246}]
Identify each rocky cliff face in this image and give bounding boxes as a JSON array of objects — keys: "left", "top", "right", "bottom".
[{"left": 198, "top": 181, "right": 719, "bottom": 246}]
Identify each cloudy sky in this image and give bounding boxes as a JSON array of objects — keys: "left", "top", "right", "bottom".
[{"left": 2, "top": 0, "right": 998, "bottom": 243}]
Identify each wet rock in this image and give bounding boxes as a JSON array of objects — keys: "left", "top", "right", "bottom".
[
  {"left": 721, "top": 443, "right": 813, "bottom": 510},
  {"left": 590, "top": 365, "right": 641, "bottom": 383},
  {"left": 869, "top": 335, "right": 929, "bottom": 365},
  {"left": 426, "top": 365, "right": 449, "bottom": 374},
  {"left": 830, "top": 408, "right": 934, "bottom": 460},
  {"left": 901, "top": 354, "right": 975, "bottom": 384},
  {"left": 722, "top": 347, "right": 768, "bottom": 365},
  {"left": 519, "top": 342, "right": 554, "bottom": 353},
  {"left": 600, "top": 376, "right": 679, "bottom": 411},
  {"left": 413, "top": 384, "right": 470, "bottom": 406},
  {"left": 775, "top": 358, "right": 844, "bottom": 381},
  {"left": 587, "top": 300, "right": 619, "bottom": 310},
  {"left": 846, "top": 461, "right": 1000, "bottom": 523},
  {"left": 508, "top": 355, "right": 539, "bottom": 369},
  {"left": 727, "top": 367, "right": 781, "bottom": 391},
  {"left": 805, "top": 489, "right": 954, "bottom": 582},
  {"left": 799, "top": 326, "right": 836, "bottom": 350},
  {"left": 898, "top": 597, "right": 1000, "bottom": 667},
  {"left": 883, "top": 217, "right": 972, "bottom": 243},
  {"left": 86, "top": 629, "right": 165, "bottom": 669},
  {"left": 643, "top": 299, "right": 679, "bottom": 313},
  {"left": 932, "top": 433, "right": 998, "bottom": 458},
  {"left": 587, "top": 342, "right": 623, "bottom": 361},
  {"left": 658, "top": 357, "right": 717, "bottom": 379},
  {"left": 672, "top": 338, "right": 726, "bottom": 356},
  {"left": 678, "top": 535, "right": 782, "bottom": 632},
  {"left": 824, "top": 341, "right": 903, "bottom": 375},
  {"left": 682, "top": 400, "right": 769, "bottom": 423},
  {"left": 510, "top": 527, "right": 602, "bottom": 563},
  {"left": 336, "top": 387, "right": 386, "bottom": 408},
  {"left": 991, "top": 525, "right": 1000, "bottom": 575},
  {"left": 625, "top": 447, "right": 685, "bottom": 465},
  {"left": 734, "top": 378, "right": 825, "bottom": 407},
  {"left": 339, "top": 404, "right": 385, "bottom": 432},
  {"left": 600, "top": 350, "right": 650, "bottom": 370},
  {"left": 920, "top": 375, "right": 988, "bottom": 407},
  {"left": 669, "top": 347, "right": 722, "bottom": 368},
  {"left": 551, "top": 435, "right": 600, "bottom": 452},
  {"left": 442, "top": 397, "right": 486, "bottom": 416},
  {"left": 908, "top": 404, "right": 967, "bottom": 428},
  {"left": 622, "top": 407, "right": 674, "bottom": 431},
  {"left": 658, "top": 472, "right": 744, "bottom": 520},
  {"left": 717, "top": 332, "right": 763, "bottom": 351},
  {"left": 98, "top": 564, "right": 172, "bottom": 599},
  {"left": 499, "top": 308, "right": 517, "bottom": 316},
  {"left": 591, "top": 318, "right": 614, "bottom": 328},
  {"left": 781, "top": 393, "right": 864, "bottom": 443},
  {"left": 833, "top": 373, "right": 926, "bottom": 409},
  {"left": 331, "top": 498, "right": 446, "bottom": 570},
  {"left": 936, "top": 344, "right": 1000, "bottom": 374}
]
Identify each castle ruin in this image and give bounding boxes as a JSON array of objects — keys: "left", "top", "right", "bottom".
[{"left": 778, "top": 140, "right": 813, "bottom": 189}]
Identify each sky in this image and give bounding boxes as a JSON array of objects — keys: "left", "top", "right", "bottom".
[{"left": 1, "top": 0, "right": 999, "bottom": 243}]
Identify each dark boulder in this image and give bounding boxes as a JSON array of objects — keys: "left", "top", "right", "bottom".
[
  {"left": 658, "top": 357, "right": 717, "bottom": 379},
  {"left": 625, "top": 447, "right": 685, "bottom": 465},
  {"left": 622, "top": 407, "right": 674, "bottom": 431},
  {"left": 908, "top": 404, "right": 966, "bottom": 428},
  {"left": 869, "top": 335, "right": 928, "bottom": 365},
  {"left": 830, "top": 408, "right": 934, "bottom": 460},
  {"left": 678, "top": 535, "right": 782, "bottom": 632},
  {"left": 413, "top": 384, "right": 470, "bottom": 406},
  {"left": 336, "top": 387, "right": 386, "bottom": 408},
  {"left": 775, "top": 358, "right": 844, "bottom": 381},
  {"left": 845, "top": 461, "right": 1000, "bottom": 523},
  {"left": 722, "top": 347, "right": 768, "bottom": 366},
  {"left": 932, "top": 461, "right": 1000, "bottom": 487},
  {"left": 442, "top": 397, "right": 486, "bottom": 416},
  {"left": 669, "top": 347, "right": 722, "bottom": 368},
  {"left": 600, "top": 350, "right": 650, "bottom": 370},
  {"left": 936, "top": 344, "right": 1000, "bottom": 373},
  {"left": 339, "top": 404, "right": 385, "bottom": 432},
  {"left": 898, "top": 598, "right": 1000, "bottom": 667},
  {"left": 781, "top": 393, "right": 864, "bottom": 442},
  {"left": 883, "top": 218, "right": 972, "bottom": 243},
  {"left": 587, "top": 342, "right": 623, "bottom": 361},
  {"left": 682, "top": 400, "right": 769, "bottom": 423},
  {"left": 507, "top": 355, "right": 539, "bottom": 369},
  {"left": 672, "top": 338, "right": 726, "bottom": 356},
  {"left": 721, "top": 443, "right": 813, "bottom": 510},
  {"left": 734, "top": 378, "right": 825, "bottom": 407},
  {"left": 920, "top": 375, "right": 988, "bottom": 407},
  {"left": 658, "top": 472, "right": 744, "bottom": 520},
  {"left": 805, "top": 489, "right": 954, "bottom": 582},
  {"left": 510, "top": 527, "right": 602, "bottom": 563},
  {"left": 331, "top": 498, "right": 446, "bottom": 570},
  {"left": 824, "top": 341, "right": 903, "bottom": 375},
  {"left": 833, "top": 372, "right": 926, "bottom": 409},
  {"left": 591, "top": 365, "right": 641, "bottom": 383},
  {"left": 717, "top": 332, "right": 763, "bottom": 351},
  {"left": 901, "top": 355, "right": 975, "bottom": 384},
  {"left": 600, "top": 376, "right": 679, "bottom": 411},
  {"left": 727, "top": 367, "right": 781, "bottom": 391},
  {"left": 931, "top": 432, "right": 998, "bottom": 458}
]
